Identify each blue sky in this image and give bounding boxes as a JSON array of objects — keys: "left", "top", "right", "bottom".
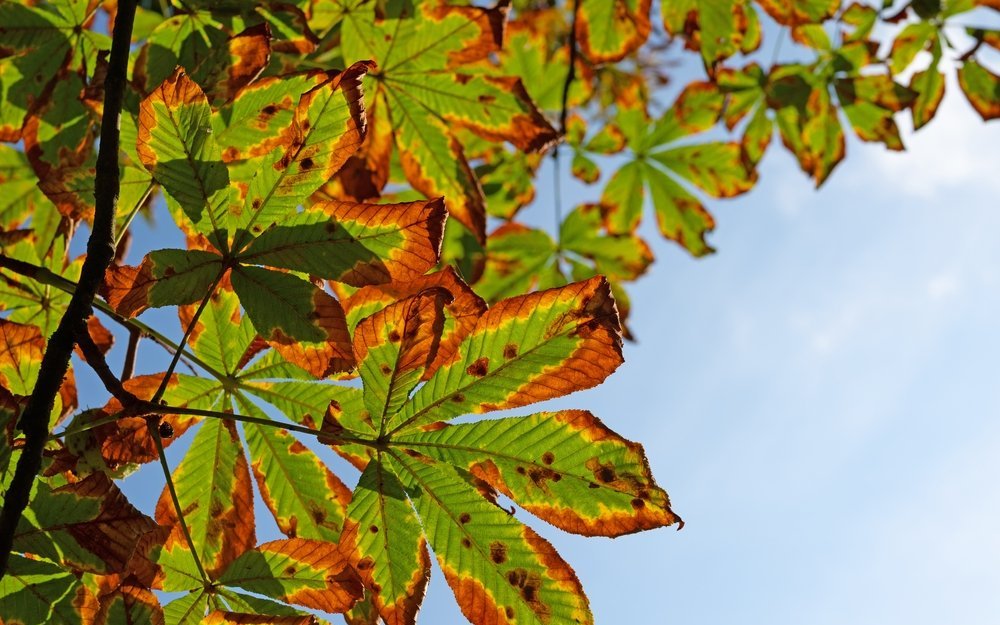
[{"left": 65, "top": 25, "right": 1000, "bottom": 625}]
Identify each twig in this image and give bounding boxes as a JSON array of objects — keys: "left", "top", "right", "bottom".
[
  {"left": 0, "top": 0, "right": 138, "bottom": 580},
  {"left": 149, "top": 269, "right": 227, "bottom": 404},
  {"left": 558, "top": 0, "right": 582, "bottom": 136},
  {"left": 121, "top": 327, "right": 140, "bottom": 381},
  {"left": 74, "top": 325, "right": 139, "bottom": 406}
]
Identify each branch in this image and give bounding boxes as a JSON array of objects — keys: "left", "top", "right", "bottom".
[
  {"left": 558, "top": 0, "right": 582, "bottom": 136},
  {"left": 121, "top": 327, "right": 140, "bottom": 382},
  {"left": 74, "top": 325, "right": 140, "bottom": 407},
  {"left": 0, "top": 0, "right": 138, "bottom": 579}
]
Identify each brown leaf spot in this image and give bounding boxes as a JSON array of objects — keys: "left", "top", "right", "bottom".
[
  {"left": 466, "top": 357, "right": 489, "bottom": 377},
  {"left": 300, "top": 157, "right": 314, "bottom": 170},
  {"left": 541, "top": 452, "right": 555, "bottom": 465},
  {"left": 503, "top": 344, "right": 518, "bottom": 360},
  {"left": 369, "top": 524, "right": 379, "bottom": 534},
  {"left": 380, "top": 363, "right": 392, "bottom": 375},
  {"left": 389, "top": 330, "right": 401, "bottom": 343},
  {"left": 459, "top": 513, "right": 472, "bottom": 524},
  {"left": 489, "top": 541, "right": 508, "bottom": 564},
  {"left": 631, "top": 498, "right": 646, "bottom": 510},
  {"left": 461, "top": 537, "right": 472, "bottom": 548}
]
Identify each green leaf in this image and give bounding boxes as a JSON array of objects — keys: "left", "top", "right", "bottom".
[
  {"left": 340, "top": 459, "right": 430, "bottom": 625},
  {"left": 390, "top": 277, "right": 623, "bottom": 434},
  {"left": 235, "top": 62, "right": 373, "bottom": 250},
  {"left": 577, "top": 0, "right": 652, "bottom": 63},
  {"left": 386, "top": 452, "right": 593, "bottom": 625},
  {"left": 958, "top": 59, "right": 1000, "bottom": 121},
  {"left": 560, "top": 204, "right": 653, "bottom": 281},
  {"left": 889, "top": 21, "right": 937, "bottom": 74},
  {"left": 137, "top": 68, "right": 236, "bottom": 248},
  {"left": 473, "top": 224, "right": 557, "bottom": 304},
  {"left": 218, "top": 539, "right": 363, "bottom": 613},
  {"left": 0, "top": 555, "right": 95, "bottom": 625},
  {"left": 162, "top": 590, "right": 211, "bottom": 625},
  {"left": 101, "top": 249, "right": 224, "bottom": 318},
  {"left": 240, "top": 399, "right": 352, "bottom": 542},
  {"left": 236, "top": 198, "right": 445, "bottom": 287},
  {"left": 397, "top": 411, "right": 680, "bottom": 537},
  {"left": 662, "top": 1, "right": 759, "bottom": 70}
]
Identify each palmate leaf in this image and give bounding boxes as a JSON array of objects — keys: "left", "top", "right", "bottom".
[
  {"left": 0, "top": 0, "right": 109, "bottom": 141},
  {"left": 325, "top": 276, "right": 676, "bottom": 625},
  {"left": 339, "top": 0, "right": 558, "bottom": 242},
  {"left": 600, "top": 82, "right": 754, "bottom": 256}
]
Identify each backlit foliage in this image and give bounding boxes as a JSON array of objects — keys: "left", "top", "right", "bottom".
[{"left": 0, "top": 0, "right": 998, "bottom": 624}]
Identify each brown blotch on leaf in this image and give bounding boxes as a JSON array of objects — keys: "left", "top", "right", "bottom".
[
  {"left": 284, "top": 565, "right": 297, "bottom": 576},
  {"left": 369, "top": 524, "right": 379, "bottom": 533},
  {"left": 451, "top": 393, "right": 465, "bottom": 403},
  {"left": 356, "top": 556, "right": 374, "bottom": 571},
  {"left": 389, "top": 330, "right": 401, "bottom": 343},
  {"left": 631, "top": 498, "right": 646, "bottom": 510},
  {"left": 459, "top": 513, "right": 472, "bottom": 524},
  {"left": 541, "top": 452, "right": 555, "bottom": 465},
  {"left": 505, "top": 606, "right": 515, "bottom": 619},
  {"left": 503, "top": 344, "right": 518, "bottom": 360},
  {"left": 461, "top": 537, "right": 472, "bottom": 548},
  {"left": 380, "top": 363, "right": 392, "bottom": 375},
  {"left": 466, "top": 357, "right": 489, "bottom": 377},
  {"left": 587, "top": 457, "right": 618, "bottom": 484},
  {"left": 300, "top": 156, "right": 314, "bottom": 170},
  {"left": 489, "top": 541, "right": 508, "bottom": 564}
]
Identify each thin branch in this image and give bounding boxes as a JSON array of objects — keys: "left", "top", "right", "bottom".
[
  {"left": 74, "top": 325, "right": 140, "bottom": 406},
  {"left": 0, "top": 0, "right": 138, "bottom": 580},
  {"left": 121, "top": 327, "right": 140, "bottom": 382},
  {"left": 150, "top": 426, "right": 210, "bottom": 585},
  {"left": 0, "top": 255, "right": 226, "bottom": 380},
  {"left": 150, "top": 269, "right": 227, "bottom": 404},
  {"left": 48, "top": 409, "right": 126, "bottom": 441}
]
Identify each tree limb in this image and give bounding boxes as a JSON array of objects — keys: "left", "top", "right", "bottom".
[{"left": 0, "top": 0, "right": 138, "bottom": 579}]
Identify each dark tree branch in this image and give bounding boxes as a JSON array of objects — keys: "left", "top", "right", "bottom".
[
  {"left": 74, "top": 325, "right": 139, "bottom": 407},
  {"left": 0, "top": 0, "right": 138, "bottom": 579},
  {"left": 121, "top": 327, "right": 140, "bottom": 382}
]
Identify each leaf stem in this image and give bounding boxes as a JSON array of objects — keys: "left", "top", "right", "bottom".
[
  {"left": 0, "top": 0, "right": 138, "bottom": 580},
  {"left": 150, "top": 268, "right": 227, "bottom": 404},
  {"left": 114, "top": 180, "right": 155, "bottom": 248},
  {"left": 151, "top": 426, "right": 210, "bottom": 585}
]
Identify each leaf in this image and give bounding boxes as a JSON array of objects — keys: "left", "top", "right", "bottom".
[
  {"left": 0, "top": 318, "right": 45, "bottom": 395},
  {"left": 235, "top": 198, "right": 445, "bottom": 287},
  {"left": 387, "top": 452, "right": 594, "bottom": 625},
  {"left": 90, "top": 577, "right": 165, "bottom": 625},
  {"left": 389, "top": 277, "right": 623, "bottom": 434},
  {"left": 203, "top": 612, "right": 320, "bottom": 625},
  {"left": 341, "top": 0, "right": 558, "bottom": 242},
  {"left": 218, "top": 539, "right": 363, "bottom": 613},
  {"left": 155, "top": 419, "right": 256, "bottom": 581},
  {"left": 180, "top": 288, "right": 258, "bottom": 378},
  {"left": 889, "top": 21, "right": 937, "bottom": 74},
  {"left": 340, "top": 459, "right": 430, "bottom": 625},
  {"left": 230, "top": 266, "right": 355, "bottom": 377},
  {"left": 234, "top": 61, "right": 373, "bottom": 249},
  {"left": 473, "top": 224, "right": 558, "bottom": 303},
  {"left": 137, "top": 68, "right": 236, "bottom": 246},
  {"left": 0, "top": 0, "right": 108, "bottom": 141},
  {"left": 661, "top": 0, "right": 760, "bottom": 71},
  {"left": 0, "top": 554, "right": 97, "bottom": 625},
  {"left": 342, "top": 267, "right": 488, "bottom": 380},
  {"left": 577, "top": 0, "right": 652, "bottom": 63},
  {"left": 241, "top": 401, "right": 352, "bottom": 542},
  {"left": 756, "top": 0, "right": 839, "bottom": 25},
  {"left": 162, "top": 590, "right": 211, "bottom": 625},
  {"left": 397, "top": 411, "right": 680, "bottom": 537},
  {"left": 958, "top": 59, "right": 1000, "bottom": 120},
  {"left": 559, "top": 204, "right": 653, "bottom": 282},
  {"left": 910, "top": 66, "right": 946, "bottom": 130},
  {"left": 101, "top": 249, "right": 224, "bottom": 318},
  {"left": 14, "top": 473, "right": 158, "bottom": 574}
]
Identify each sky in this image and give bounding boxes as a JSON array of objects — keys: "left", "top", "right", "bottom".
[{"left": 60, "top": 20, "right": 1000, "bottom": 625}]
